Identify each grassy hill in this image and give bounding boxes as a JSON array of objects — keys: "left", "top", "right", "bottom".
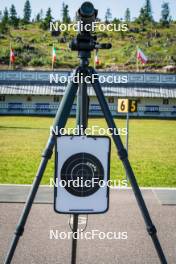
[{"left": 0, "top": 21, "right": 176, "bottom": 71}]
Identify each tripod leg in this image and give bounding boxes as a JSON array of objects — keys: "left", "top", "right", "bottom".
[
  {"left": 71, "top": 73, "right": 89, "bottom": 264},
  {"left": 90, "top": 69, "right": 167, "bottom": 264},
  {"left": 71, "top": 214, "right": 79, "bottom": 264},
  {"left": 4, "top": 73, "right": 79, "bottom": 264}
]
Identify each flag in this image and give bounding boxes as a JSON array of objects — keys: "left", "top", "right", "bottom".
[
  {"left": 52, "top": 47, "right": 56, "bottom": 63},
  {"left": 137, "top": 48, "right": 148, "bottom": 64},
  {"left": 95, "top": 50, "right": 99, "bottom": 65},
  {"left": 10, "top": 48, "right": 15, "bottom": 64}
]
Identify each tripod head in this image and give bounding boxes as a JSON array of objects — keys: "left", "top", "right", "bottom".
[{"left": 69, "top": 2, "right": 112, "bottom": 65}]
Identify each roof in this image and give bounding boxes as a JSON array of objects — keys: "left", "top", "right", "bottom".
[
  {"left": 0, "top": 84, "right": 176, "bottom": 98},
  {"left": 0, "top": 70, "right": 176, "bottom": 98}
]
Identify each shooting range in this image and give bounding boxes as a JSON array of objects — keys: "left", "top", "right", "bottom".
[{"left": 1, "top": 1, "right": 176, "bottom": 264}]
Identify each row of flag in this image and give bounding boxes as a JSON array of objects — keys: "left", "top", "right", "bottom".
[
  {"left": 52, "top": 47, "right": 100, "bottom": 67},
  {"left": 9, "top": 46, "right": 148, "bottom": 68},
  {"left": 137, "top": 48, "right": 148, "bottom": 64}
]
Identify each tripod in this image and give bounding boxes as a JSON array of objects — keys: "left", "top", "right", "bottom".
[{"left": 4, "top": 44, "right": 167, "bottom": 264}]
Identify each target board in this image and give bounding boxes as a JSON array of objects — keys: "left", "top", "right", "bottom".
[{"left": 54, "top": 135, "right": 111, "bottom": 214}]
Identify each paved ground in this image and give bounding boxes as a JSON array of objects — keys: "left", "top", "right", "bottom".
[{"left": 0, "top": 188, "right": 176, "bottom": 264}]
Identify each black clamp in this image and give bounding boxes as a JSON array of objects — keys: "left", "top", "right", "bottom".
[
  {"left": 147, "top": 225, "right": 157, "bottom": 236},
  {"left": 42, "top": 147, "right": 53, "bottom": 159},
  {"left": 15, "top": 226, "right": 24, "bottom": 237},
  {"left": 118, "top": 148, "right": 128, "bottom": 160}
]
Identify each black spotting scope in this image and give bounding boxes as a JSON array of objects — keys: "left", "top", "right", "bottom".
[
  {"left": 69, "top": 2, "right": 112, "bottom": 54},
  {"left": 77, "top": 1, "right": 98, "bottom": 29}
]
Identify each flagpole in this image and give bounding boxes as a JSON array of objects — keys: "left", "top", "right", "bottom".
[
  {"left": 136, "top": 46, "right": 139, "bottom": 72},
  {"left": 52, "top": 44, "right": 54, "bottom": 71},
  {"left": 9, "top": 42, "right": 12, "bottom": 70},
  {"left": 94, "top": 50, "right": 96, "bottom": 69}
]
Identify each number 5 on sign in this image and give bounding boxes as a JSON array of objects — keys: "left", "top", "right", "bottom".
[
  {"left": 118, "top": 99, "right": 129, "bottom": 113},
  {"left": 130, "top": 100, "right": 137, "bottom": 113},
  {"left": 118, "top": 99, "right": 138, "bottom": 113}
]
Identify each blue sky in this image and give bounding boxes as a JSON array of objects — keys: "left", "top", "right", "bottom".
[{"left": 1, "top": 0, "right": 176, "bottom": 21}]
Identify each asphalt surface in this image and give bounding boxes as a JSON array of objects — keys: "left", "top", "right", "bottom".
[{"left": 0, "top": 189, "right": 176, "bottom": 264}]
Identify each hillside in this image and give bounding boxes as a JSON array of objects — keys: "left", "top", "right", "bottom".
[{"left": 0, "top": 21, "right": 176, "bottom": 72}]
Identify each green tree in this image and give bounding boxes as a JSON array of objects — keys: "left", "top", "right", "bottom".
[
  {"left": 138, "top": 8, "right": 145, "bottom": 27},
  {"left": 9, "top": 4, "right": 19, "bottom": 28},
  {"left": 45, "top": 8, "right": 53, "bottom": 24},
  {"left": 62, "top": 3, "right": 71, "bottom": 23},
  {"left": 124, "top": 8, "right": 131, "bottom": 22},
  {"left": 144, "top": 0, "right": 153, "bottom": 21},
  {"left": 0, "top": 11, "right": 2, "bottom": 22},
  {"left": 40, "top": 8, "right": 53, "bottom": 30},
  {"left": 2, "top": 8, "right": 9, "bottom": 24},
  {"left": 105, "top": 8, "right": 112, "bottom": 23},
  {"left": 0, "top": 8, "right": 9, "bottom": 34},
  {"left": 161, "top": 2, "right": 170, "bottom": 26},
  {"left": 36, "top": 9, "right": 44, "bottom": 22},
  {"left": 23, "top": 0, "right": 31, "bottom": 23},
  {"left": 36, "top": 13, "right": 40, "bottom": 22}
]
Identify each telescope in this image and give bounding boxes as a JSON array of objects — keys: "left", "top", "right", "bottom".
[
  {"left": 69, "top": 2, "right": 112, "bottom": 54},
  {"left": 77, "top": 1, "right": 98, "bottom": 31}
]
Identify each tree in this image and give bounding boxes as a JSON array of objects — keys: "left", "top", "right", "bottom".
[
  {"left": 124, "top": 8, "right": 131, "bottom": 22},
  {"left": 144, "top": 0, "right": 153, "bottom": 21},
  {"left": 23, "top": 0, "right": 31, "bottom": 23},
  {"left": 161, "top": 2, "right": 170, "bottom": 26},
  {"left": 9, "top": 4, "right": 19, "bottom": 28},
  {"left": 62, "top": 3, "right": 70, "bottom": 23},
  {"left": 36, "top": 13, "right": 40, "bottom": 22},
  {"left": 36, "top": 9, "right": 44, "bottom": 22},
  {"left": 0, "top": 8, "right": 9, "bottom": 34},
  {"left": 40, "top": 9, "right": 44, "bottom": 20},
  {"left": 105, "top": 8, "right": 112, "bottom": 23},
  {"left": 2, "top": 8, "right": 9, "bottom": 24},
  {"left": 138, "top": 8, "right": 146, "bottom": 28},
  {"left": 45, "top": 8, "right": 53, "bottom": 24},
  {"left": 40, "top": 8, "right": 53, "bottom": 30},
  {"left": 0, "top": 11, "right": 2, "bottom": 22}
]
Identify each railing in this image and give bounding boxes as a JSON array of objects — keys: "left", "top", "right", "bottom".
[
  {"left": 0, "top": 102, "right": 175, "bottom": 117},
  {"left": 0, "top": 71, "right": 176, "bottom": 86}
]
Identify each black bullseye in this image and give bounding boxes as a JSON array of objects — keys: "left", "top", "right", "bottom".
[{"left": 61, "top": 152, "right": 104, "bottom": 197}]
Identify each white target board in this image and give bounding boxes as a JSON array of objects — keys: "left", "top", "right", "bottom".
[{"left": 54, "top": 135, "right": 111, "bottom": 214}]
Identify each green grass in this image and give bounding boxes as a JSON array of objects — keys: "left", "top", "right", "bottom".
[
  {"left": 0, "top": 21, "right": 176, "bottom": 70},
  {"left": 0, "top": 116, "right": 176, "bottom": 187}
]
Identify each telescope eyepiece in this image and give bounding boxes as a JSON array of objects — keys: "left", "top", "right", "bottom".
[
  {"left": 80, "top": 2, "right": 95, "bottom": 17},
  {"left": 77, "top": 1, "right": 98, "bottom": 25}
]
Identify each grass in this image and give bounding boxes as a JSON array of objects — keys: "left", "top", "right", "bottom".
[
  {"left": 0, "top": 116, "right": 176, "bottom": 187},
  {"left": 0, "top": 21, "right": 176, "bottom": 70}
]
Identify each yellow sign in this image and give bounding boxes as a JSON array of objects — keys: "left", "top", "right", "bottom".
[
  {"left": 118, "top": 99, "right": 129, "bottom": 113},
  {"left": 118, "top": 99, "right": 138, "bottom": 113},
  {"left": 129, "top": 100, "right": 138, "bottom": 113}
]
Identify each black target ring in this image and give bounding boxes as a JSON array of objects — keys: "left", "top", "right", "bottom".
[{"left": 61, "top": 152, "right": 104, "bottom": 197}]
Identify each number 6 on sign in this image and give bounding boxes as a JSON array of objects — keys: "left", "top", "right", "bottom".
[{"left": 118, "top": 99, "right": 129, "bottom": 113}]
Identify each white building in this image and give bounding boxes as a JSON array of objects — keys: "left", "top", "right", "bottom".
[{"left": 0, "top": 70, "right": 176, "bottom": 118}]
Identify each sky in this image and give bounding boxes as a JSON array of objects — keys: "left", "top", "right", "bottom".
[{"left": 0, "top": 0, "right": 176, "bottom": 21}]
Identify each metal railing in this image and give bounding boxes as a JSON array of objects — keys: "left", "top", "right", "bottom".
[{"left": 0, "top": 102, "right": 175, "bottom": 117}]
